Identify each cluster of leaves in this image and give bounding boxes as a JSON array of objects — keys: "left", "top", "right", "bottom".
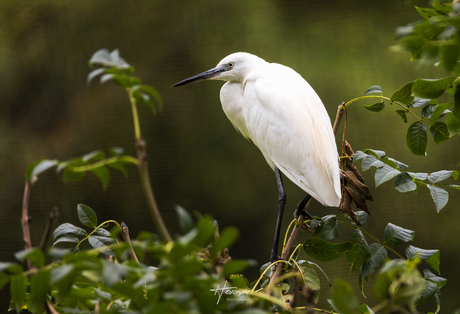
[
  {"left": 304, "top": 214, "right": 444, "bottom": 310},
  {"left": 88, "top": 49, "right": 162, "bottom": 113},
  {"left": 353, "top": 148, "right": 459, "bottom": 212},
  {"left": 53, "top": 204, "right": 116, "bottom": 251},
  {"left": 361, "top": 83, "right": 459, "bottom": 156},
  {"left": 25, "top": 148, "right": 137, "bottom": 190},
  {"left": 2, "top": 205, "right": 274, "bottom": 314},
  {"left": 357, "top": 1, "right": 460, "bottom": 156}
]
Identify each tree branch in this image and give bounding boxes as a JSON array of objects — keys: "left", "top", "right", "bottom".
[
  {"left": 39, "top": 206, "right": 59, "bottom": 250},
  {"left": 21, "top": 179, "right": 35, "bottom": 270}
]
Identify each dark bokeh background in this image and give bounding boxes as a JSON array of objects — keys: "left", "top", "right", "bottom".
[{"left": 1, "top": 0, "right": 459, "bottom": 312}]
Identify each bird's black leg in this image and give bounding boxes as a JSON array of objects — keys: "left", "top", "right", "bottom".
[
  {"left": 270, "top": 166, "right": 286, "bottom": 262},
  {"left": 296, "top": 194, "right": 313, "bottom": 219}
]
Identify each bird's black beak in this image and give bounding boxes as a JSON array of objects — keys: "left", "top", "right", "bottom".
[{"left": 172, "top": 66, "right": 227, "bottom": 87}]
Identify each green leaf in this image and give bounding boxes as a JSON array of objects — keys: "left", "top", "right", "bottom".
[
  {"left": 406, "top": 246, "right": 441, "bottom": 274},
  {"left": 361, "top": 155, "right": 384, "bottom": 171},
  {"left": 429, "top": 103, "right": 453, "bottom": 125},
  {"left": 395, "top": 110, "right": 408, "bottom": 123},
  {"left": 427, "top": 184, "right": 449, "bottom": 212},
  {"left": 359, "top": 304, "right": 375, "bottom": 314},
  {"left": 102, "top": 263, "right": 126, "bottom": 287},
  {"left": 421, "top": 104, "right": 437, "bottom": 118},
  {"left": 347, "top": 230, "right": 371, "bottom": 272},
  {"left": 410, "top": 98, "right": 431, "bottom": 108},
  {"left": 25, "top": 159, "right": 58, "bottom": 182},
  {"left": 406, "top": 121, "right": 427, "bottom": 155},
  {"left": 0, "top": 262, "right": 23, "bottom": 274},
  {"left": 51, "top": 265, "right": 78, "bottom": 302},
  {"left": 454, "top": 84, "right": 460, "bottom": 119},
  {"left": 359, "top": 244, "right": 387, "bottom": 291},
  {"left": 391, "top": 81, "right": 414, "bottom": 104},
  {"left": 87, "top": 68, "right": 106, "bottom": 85},
  {"left": 331, "top": 279, "right": 360, "bottom": 314},
  {"left": 15, "top": 248, "right": 45, "bottom": 268},
  {"left": 394, "top": 172, "right": 417, "bottom": 192},
  {"left": 90, "top": 165, "right": 110, "bottom": 189},
  {"left": 384, "top": 223, "right": 415, "bottom": 246},
  {"left": 446, "top": 112, "right": 460, "bottom": 135},
  {"left": 53, "top": 223, "right": 87, "bottom": 241},
  {"left": 30, "top": 269, "right": 51, "bottom": 312},
  {"left": 88, "top": 235, "right": 115, "bottom": 248},
  {"left": 63, "top": 167, "right": 86, "bottom": 182},
  {"left": 442, "top": 43, "right": 460, "bottom": 72},
  {"left": 0, "top": 273, "right": 9, "bottom": 290},
  {"left": 296, "top": 260, "right": 321, "bottom": 291},
  {"left": 222, "top": 260, "right": 250, "bottom": 277},
  {"left": 82, "top": 150, "right": 105, "bottom": 162},
  {"left": 430, "top": 122, "right": 450, "bottom": 144},
  {"left": 406, "top": 245, "right": 438, "bottom": 260},
  {"left": 432, "top": 2, "right": 452, "bottom": 14},
  {"left": 363, "top": 101, "right": 385, "bottom": 112},
  {"left": 321, "top": 215, "right": 340, "bottom": 241},
  {"left": 10, "top": 274, "right": 27, "bottom": 312},
  {"left": 230, "top": 274, "right": 249, "bottom": 289},
  {"left": 303, "top": 239, "right": 353, "bottom": 262},
  {"left": 423, "top": 269, "right": 447, "bottom": 288},
  {"left": 412, "top": 77, "right": 456, "bottom": 99},
  {"left": 77, "top": 204, "right": 98, "bottom": 228},
  {"left": 53, "top": 235, "right": 80, "bottom": 245},
  {"left": 428, "top": 170, "right": 458, "bottom": 183},
  {"left": 415, "top": 6, "right": 443, "bottom": 19},
  {"left": 175, "top": 205, "right": 194, "bottom": 234},
  {"left": 140, "top": 85, "right": 163, "bottom": 110},
  {"left": 210, "top": 227, "right": 239, "bottom": 257},
  {"left": 375, "top": 165, "right": 401, "bottom": 188},
  {"left": 417, "top": 279, "right": 439, "bottom": 306},
  {"left": 364, "top": 85, "right": 382, "bottom": 95}
]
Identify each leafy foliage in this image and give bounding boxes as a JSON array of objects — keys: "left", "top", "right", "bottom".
[
  {"left": 88, "top": 49, "right": 162, "bottom": 113},
  {"left": 1, "top": 40, "right": 455, "bottom": 314},
  {"left": 353, "top": 149, "right": 458, "bottom": 212}
]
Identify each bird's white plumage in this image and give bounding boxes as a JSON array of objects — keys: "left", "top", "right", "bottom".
[{"left": 211, "top": 52, "right": 341, "bottom": 207}]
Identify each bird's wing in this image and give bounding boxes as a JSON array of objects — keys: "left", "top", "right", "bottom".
[{"left": 243, "top": 63, "right": 341, "bottom": 207}]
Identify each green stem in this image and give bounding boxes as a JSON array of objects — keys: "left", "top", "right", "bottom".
[
  {"left": 337, "top": 220, "right": 405, "bottom": 260},
  {"left": 75, "top": 220, "right": 122, "bottom": 251},
  {"left": 344, "top": 95, "right": 422, "bottom": 121},
  {"left": 127, "top": 88, "right": 172, "bottom": 242},
  {"left": 128, "top": 88, "right": 141, "bottom": 141},
  {"left": 70, "top": 156, "right": 138, "bottom": 172}
]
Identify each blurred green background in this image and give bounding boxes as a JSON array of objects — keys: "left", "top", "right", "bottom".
[{"left": 1, "top": 0, "right": 459, "bottom": 312}]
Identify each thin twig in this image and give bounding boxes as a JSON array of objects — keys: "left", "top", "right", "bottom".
[
  {"left": 332, "top": 102, "right": 346, "bottom": 136},
  {"left": 40, "top": 206, "right": 59, "bottom": 250},
  {"left": 21, "top": 179, "right": 35, "bottom": 270},
  {"left": 135, "top": 138, "right": 172, "bottom": 242},
  {"left": 120, "top": 221, "right": 140, "bottom": 264}
]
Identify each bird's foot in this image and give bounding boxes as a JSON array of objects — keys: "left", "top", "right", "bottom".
[
  {"left": 270, "top": 253, "right": 287, "bottom": 264},
  {"left": 295, "top": 207, "right": 313, "bottom": 220}
]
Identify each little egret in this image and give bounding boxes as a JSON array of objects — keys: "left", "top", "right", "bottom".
[{"left": 173, "top": 52, "right": 341, "bottom": 261}]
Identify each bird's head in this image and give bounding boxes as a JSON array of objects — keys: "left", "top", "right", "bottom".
[{"left": 172, "top": 52, "right": 267, "bottom": 87}]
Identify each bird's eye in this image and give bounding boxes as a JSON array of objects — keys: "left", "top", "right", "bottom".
[{"left": 228, "top": 62, "right": 234, "bottom": 68}]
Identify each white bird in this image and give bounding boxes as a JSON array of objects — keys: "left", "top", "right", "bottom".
[{"left": 173, "top": 52, "right": 341, "bottom": 261}]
